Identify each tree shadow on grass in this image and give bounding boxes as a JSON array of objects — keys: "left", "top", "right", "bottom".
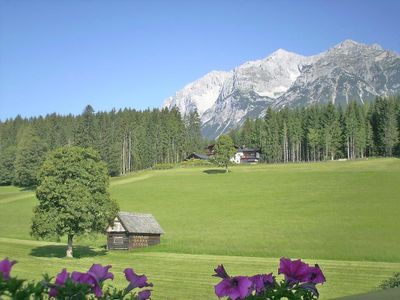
[
  {"left": 19, "top": 186, "right": 36, "bottom": 192},
  {"left": 30, "top": 245, "right": 107, "bottom": 258},
  {"left": 203, "top": 169, "right": 227, "bottom": 175}
]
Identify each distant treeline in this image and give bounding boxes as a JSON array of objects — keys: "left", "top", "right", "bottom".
[
  {"left": 0, "top": 106, "right": 203, "bottom": 186},
  {"left": 229, "top": 96, "right": 400, "bottom": 163},
  {"left": 1, "top": 97, "right": 399, "bottom": 187}
]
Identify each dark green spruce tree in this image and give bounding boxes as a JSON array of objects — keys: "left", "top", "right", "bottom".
[
  {"left": 0, "top": 145, "right": 17, "bottom": 185},
  {"left": 74, "top": 105, "right": 97, "bottom": 149},
  {"left": 184, "top": 110, "right": 203, "bottom": 155},
  {"left": 14, "top": 126, "right": 47, "bottom": 187}
]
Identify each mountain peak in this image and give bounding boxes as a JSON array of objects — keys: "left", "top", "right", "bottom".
[
  {"left": 339, "top": 39, "right": 360, "bottom": 47},
  {"left": 329, "top": 39, "right": 363, "bottom": 52},
  {"left": 272, "top": 48, "right": 289, "bottom": 55},
  {"left": 371, "top": 43, "right": 384, "bottom": 51},
  {"left": 269, "top": 48, "right": 301, "bottom": 59},
  {"left": 329, "top": 40, "right": 388, "bottom": 55},
  {"left": 162, "top": 70, "right": 231, "bottom": 117},
  {"left": 163, "top": 41, "right": 400, "bottom": 139}
]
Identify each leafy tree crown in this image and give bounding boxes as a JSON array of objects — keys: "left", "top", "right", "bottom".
[{"left": 31, "top": 146, "right": 119, "bottom": 240}]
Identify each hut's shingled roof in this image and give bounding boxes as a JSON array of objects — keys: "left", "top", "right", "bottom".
[{"left": 118, "top": 212, "right": 164, "bottom": 234}]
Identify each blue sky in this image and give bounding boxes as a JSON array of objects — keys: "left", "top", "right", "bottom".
[{"left": 1, "top": 0, "right": 400, "bottom": 120}]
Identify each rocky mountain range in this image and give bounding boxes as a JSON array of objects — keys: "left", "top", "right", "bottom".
[{"left": 163, "top": 40, "right": 400, "bottom": 139}]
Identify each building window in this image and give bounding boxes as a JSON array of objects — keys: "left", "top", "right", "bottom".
[{"left": 113, "top": 237, "right": 124, "bottom": 245}]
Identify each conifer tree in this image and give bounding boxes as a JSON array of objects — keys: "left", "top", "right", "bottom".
[
  {"left": 74, "top": 105, "right": 97, "bottom": 148},
  {"left": 321, "top": 103, "right": 342, "bottom": 160},
  {"left": 344, "top": 102, "right": 359, "bottom": 159},
  {"left": 372, "top": 97, "right": 399, "bottom": 156},
  {"left": 382, "top": 99, "right": 398, "bottom": 156},
  {"left": 263, "top": 108, "right": 281, "bottom": 163},
  {"left": 14, "top": 126, "right": 47, "bottom": 186},
  {"left": 185, "top": 110, "right": 203, "bottom": 154},
  {"left": 0, "top": 146, "right": 16, "bottom": 185},
  {"left": 287, "top": 109, "right": 303, "bottom": 162},
  {"left": 305, "top": 106, "right": 321, "bottom": 161}
]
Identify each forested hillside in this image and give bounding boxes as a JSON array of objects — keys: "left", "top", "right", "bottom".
[
  {"left": 229, "top": 96, "right": 400, "bottom": 162},
  {"left": 0, "top": 106, "right": 202, "bottom": 186},
  {"left": 1, "top": 96, "right": 399, "bottom": 187}
]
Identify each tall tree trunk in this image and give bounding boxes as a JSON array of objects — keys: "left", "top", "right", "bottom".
[
  {"left": 292, "top": 146, "right": 295, "bottom": 163},
  {"left": 325, "top": 142, "right": 329, "bottom": 161},
  {"left": 128, "top": 131, "right": 131, "bottom": 173},
  {"left": 298, "top": 143, "right": 301, "bottom": 162},
  {"left": 122, "top": 135, "right": 125, "bottom": 174},
  {"left": 121, "top": 138, "right": 123, "bottom": 175},
  {"left": 66, "top": 234, "right": 74, "bottom": 258}
]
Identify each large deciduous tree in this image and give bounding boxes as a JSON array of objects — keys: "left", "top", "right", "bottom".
[
  {"left": 213, "top": 135, "right": 237, "bottom": 173},
  {"left": 31, "top": 146, "right": 119, "bottom": 258}
]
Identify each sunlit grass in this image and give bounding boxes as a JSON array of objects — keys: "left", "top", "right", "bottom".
[{"left": 1, "top": 158, "right": 399, "bottom": 299}]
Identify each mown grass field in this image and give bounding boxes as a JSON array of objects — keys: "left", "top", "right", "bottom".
[{"left": 0, "top": 158, "right": 399, "bottom": 299}]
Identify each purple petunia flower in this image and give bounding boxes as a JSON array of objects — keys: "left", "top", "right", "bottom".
[
  {"left": 215, "top": 276, "right": 252, "bottom": 300},
  {"left": 278, "top": 257, "right": 311, "bottom": 284},
  {"left": 49, "top": 268, "right": 69, "bottom": 297},
  {"left": 87, "top": 264, "right": 114, "bottom": 283},
  {"left": 92, "top": 284, "right": 103, "bottom": 298},
  {"left": 71, "top": 271, "right": 88, "bottom": 284},
  {"left": 86, "top": 264, "right": 113, "bottom": 297},
  {"left": 250, "top": 273, "right": 274, "bottom": 294},
  {"left": 213, "top": 265, "right": 229, "bottom": 279},
  {"left": 0, "top": 258, "right": 16, "bottom": 281},
  {"left": 307, "top": 264, "right": 326, "bottom": 284},
  {"left": 137, "top": 289, "right": 152, "bottom": 300},
  {"left": 71, "top": 264, "right": 113, "bottom": 298},
  {"left": 124, "top": 268, "right": 153, "bottom": 292}
]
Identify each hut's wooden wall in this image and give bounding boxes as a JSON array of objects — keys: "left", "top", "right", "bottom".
[
  {"left": 107, "top": 232, "right": 129, "bottom": 250},
  {"left": 129, "top": 234, "right": 161, "bottom": 249},
  {"left": 108, "top": 233, "right": 161, "bottom": 250},
  {"left": 148, "top": 234, "right": 161, "bottom": 246}
]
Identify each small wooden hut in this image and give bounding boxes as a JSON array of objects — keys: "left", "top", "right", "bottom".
[{"left": 106, "top": 212, "right": 164, "bottom": 250}]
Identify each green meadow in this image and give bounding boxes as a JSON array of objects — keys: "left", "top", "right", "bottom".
[{"left": 1, "top": 158, "right": 400, "bottom": 299}]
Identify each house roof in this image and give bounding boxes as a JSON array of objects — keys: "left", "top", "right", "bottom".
[
  {"left": 237, "top": 148, "right": 260, "bottom": 152},
  {"left": 118, "top": 212, "right": 164, "bottom": 234},
  {"left": 187, "top": 152, "right": 209, "bottom": 160}
]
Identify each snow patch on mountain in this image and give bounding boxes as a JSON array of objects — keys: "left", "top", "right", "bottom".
[
  {"left": 163, "top": 70, "right": 231, "bottom": 116},
  {"left": 162, "top": 40, "right": 400, "bottom": 139}
]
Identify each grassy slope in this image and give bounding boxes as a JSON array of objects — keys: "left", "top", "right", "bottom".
[{"left": 0, "top": 158, "right": 399, "bottom": 299}]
